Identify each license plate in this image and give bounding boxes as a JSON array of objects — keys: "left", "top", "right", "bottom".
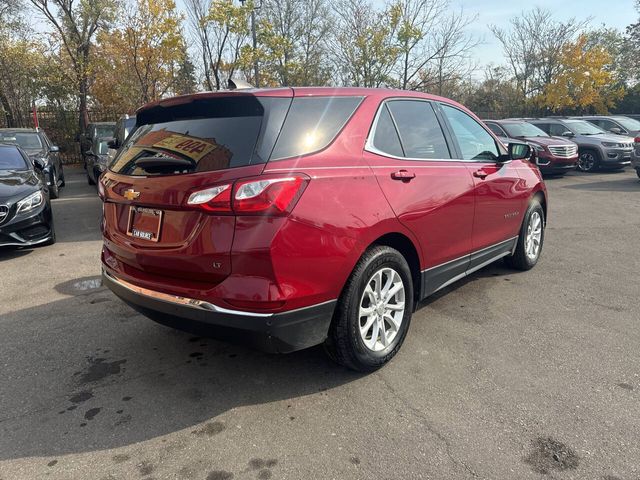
[{"left": 126, "top": 206, "right": 163, "bottom": 242}]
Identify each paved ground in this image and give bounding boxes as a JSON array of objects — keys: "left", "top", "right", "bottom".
[{"left": 0, "top": 166, "right": 639, "bottom": 480}]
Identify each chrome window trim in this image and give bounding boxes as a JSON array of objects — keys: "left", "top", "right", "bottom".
[{"left": 365, "top": 97, "right": 466, "bottom": 163}]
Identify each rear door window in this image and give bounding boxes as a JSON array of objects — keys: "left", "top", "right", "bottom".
[
  {"left": 110, "top": 96, "right": 290, "bottom": 176},
  {"left": 386, "top": 100, "right": 451, "bottom": 159},
  {"left": 270, "top": 96, "right": 363, "bottom": 160}
]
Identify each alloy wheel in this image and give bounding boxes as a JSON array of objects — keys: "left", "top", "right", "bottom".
[
  {"left": 358, "top": 267, "right": 405, "bottom": 352},
  {"left": 578, "top": 152, "right": 596, "bottom": 172},
  {"left": 525, "top": 211, "right": 542, "bottom": 261}
]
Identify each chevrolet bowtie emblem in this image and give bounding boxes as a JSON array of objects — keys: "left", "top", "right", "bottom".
[{"left": 123, "top": 189, "right": 140, "bottom": 200}]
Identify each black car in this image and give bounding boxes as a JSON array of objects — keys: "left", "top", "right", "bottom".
[
  {"left": 0, "top": 128, "right": 65, "bottom": 198},
  {"left": 85, "top": 136, "right": 112, "bottom": 186},
  {"left": 79, "top": 122, "right": 116, "bottom": 168},
  {"left": 0, "top": 143, "right": 55, "bottom": 247}
]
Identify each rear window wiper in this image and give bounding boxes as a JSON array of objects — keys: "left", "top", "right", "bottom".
[{"left": 134, "top": 156, "right": 195, "bottom": 173}]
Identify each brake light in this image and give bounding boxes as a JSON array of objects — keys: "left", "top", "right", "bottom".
[
  {"left": 186, "top": 174, "right": 309, "bottom": 216},
  {"left": 187, "top": 184, "right": 232, "bottom": 212},
  {"left": 634, "top": 137, "right": 640, "bottom": 143}
]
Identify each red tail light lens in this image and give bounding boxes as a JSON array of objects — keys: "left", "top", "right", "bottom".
[
  {"left": 186, "top": 174, "right": 309, "bottom": 216},
  {"left": 233, "top": 175, "right": 308, "bottom": 215},
  {"left": 634, "top": 137, "right": 640, "bottom": 143}
]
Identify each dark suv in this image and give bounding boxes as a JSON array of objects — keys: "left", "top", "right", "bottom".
[
  {"left": 0, "top": 128, "right": 65, "bottom": 198},
  {"left": 79, "top": 122, "right": 116, "bottom": 168},
  {"left": 526, "top": 118, "right": 634, "bottom": 172},
  {"left": 101, "top": 88, "right": 547, "bottom": 371}
]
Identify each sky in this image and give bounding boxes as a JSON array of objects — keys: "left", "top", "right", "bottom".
[{"left": 455, "top": 0, "right": 638, "bottom": 67}]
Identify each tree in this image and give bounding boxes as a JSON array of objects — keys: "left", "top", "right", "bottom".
[
  {"left": 93, "top": 0, "right": 187, "bottom": 109},
  {"left": 27, "top": 0, "right": 117, "bottom": 131},
  {"left": 535, "top": 35, "right": 622, "bottom": 114},
  {"left": 490, "top": 7, "right": 588, "bottom": 111},
  {"left": 259, "top": 0, "right": 332, "bottom": 86},
  {"left": 331, "top": 0, "right": 401, "bottom": 87}
]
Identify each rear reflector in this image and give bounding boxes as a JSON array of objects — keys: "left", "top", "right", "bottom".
[{"left": 186, "top": 174, "right": 309, "bottom": 216}]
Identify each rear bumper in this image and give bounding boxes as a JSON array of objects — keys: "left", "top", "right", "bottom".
[{"left": 102, "top": 270, "right": 336, "bottom": 353}]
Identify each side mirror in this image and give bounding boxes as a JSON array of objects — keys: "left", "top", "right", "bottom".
[
  {"left": 609, "top": 127, "right": 623, "bottom": 135},
  {"left": 50, "top": 145, "right": 59, "bottom": 153},
  {"left": 508, "top": 142, "right": 531, "bottom": 161},
  {"left": 33, "top": 158, "right": 46, "bottom": 170},
  {"left": 561, "top": 131, "right": 574, "bottom": 137},
  {"left": 107, "top": 139, "right": 119, "bottom": 149}
]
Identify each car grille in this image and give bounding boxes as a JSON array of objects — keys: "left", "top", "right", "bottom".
[
  {"left": 548, "top": 145, "right": 578, "bottom": 158},
  {"left": 0, "top": 205, "right": 10, "bottom": 226}
]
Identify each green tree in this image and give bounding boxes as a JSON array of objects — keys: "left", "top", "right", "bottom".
[{"left": 27, "top": 0, "right": 117, "bottom": 131}]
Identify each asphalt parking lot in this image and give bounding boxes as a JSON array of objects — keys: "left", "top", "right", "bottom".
[{"left": 1, "top": 166, "right": 639, "bottom": 480}]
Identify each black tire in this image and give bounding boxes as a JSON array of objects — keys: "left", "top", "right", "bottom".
[
  {"left": 87, "top": 170, "right": 96, "bottom": 185},
  {"left": 49, "top": 169, "right": 60, "bottom": 199},
  {"left": 59, "top": 166, "right": 65, "bottom": 187},
  {"left": 324, "top": 245, "right": 414, "bottom": 372},
  {"left": 505, "top": 200, "right": 545, "bottom": 271},
  {"left": 636, "top": 168, "right": 640, "bottom": 179},
  {"left": 577, "top": 149, "right": 600, "bottom": 172}
]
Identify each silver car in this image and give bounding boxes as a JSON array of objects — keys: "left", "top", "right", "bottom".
[{"left": 526, "top": 118, "right": 634, "bottom": 172}]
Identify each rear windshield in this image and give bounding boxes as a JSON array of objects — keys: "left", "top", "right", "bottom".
[
  {"left": 95, "top": 125, "right": 115, "bottom": 138},
  {"left": 110, "top": 96, "right": 290, "bottom": 176},
  {"left": 0, "top": 147, "right": 28, "bottom": 170},
  {"left": 109, "top": 95, "right": 362, "bottom": 175}
]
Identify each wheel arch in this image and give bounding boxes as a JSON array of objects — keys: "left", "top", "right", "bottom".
[
  {"left": 370, "top": 232, "right": 422, "bottom": 306},
  {"left": 532, "top": 190, "right": 547, "bottom": 224}
]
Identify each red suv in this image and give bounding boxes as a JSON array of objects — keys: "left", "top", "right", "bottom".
[{"left": 100, "top": 87, "right": 547, "bottom": 371}]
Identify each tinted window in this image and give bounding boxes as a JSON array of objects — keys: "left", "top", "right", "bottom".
[
  {"left": 270, "top": 97, "right": 362, "bottom": 160},
  {"left": 547, "top": 123, "right": 570, "bottom": 136},
  {"left": 110, "top": 97, "right": 290, "bottom": 176},
  {"left": 0, "top": 132, "right": 42, "bottom": 150},
  {"left": 486, "top": 122, "right": 506, "bottom": 137},
  {"left": 96, "top": 124, "right": 116, "bottom": 138},
  {"left": 441, "top": 105, "right": 499, "bottom": 161},
  {"left": 386, "top": 100, "right": 450, "bottom": 159},
  {"left": 501, "top": 122, "right": 548, "bottom": 138},
  {"left": 372, "top": 104, "right": 403, "bottom": 157},
  {"left": 0, "top": 147, "right": 28, "bottom": 170}
]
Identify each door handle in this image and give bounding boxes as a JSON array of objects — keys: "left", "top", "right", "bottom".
[
  {"left": 391, "top": 170, "right": 416, "bottom": 181},
  {"left": 473, "top": 169, "right": 489, "bottom": 180}
]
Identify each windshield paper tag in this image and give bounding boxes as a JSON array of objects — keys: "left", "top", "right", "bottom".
[{"left": 154, "top": 134, "right": 217, "bottom": 161}]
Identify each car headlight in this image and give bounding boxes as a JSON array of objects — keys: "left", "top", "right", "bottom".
[
  {"left": 602, "top": 142, "right": 620, "bottom": 147},
  {"left": 16, "top": 190, "right": 44, "bottom": 214},
  {"left": 532, "top": 144, "right": 545, "bottom": 152}
]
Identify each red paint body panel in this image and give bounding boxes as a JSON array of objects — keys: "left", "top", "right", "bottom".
[{"left": 101, "top": 87, "right": 547, "bottom": 318}]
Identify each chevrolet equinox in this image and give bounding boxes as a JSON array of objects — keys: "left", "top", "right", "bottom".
[{"left": 101, "top": 87, "right": 547, "bottom": 371}]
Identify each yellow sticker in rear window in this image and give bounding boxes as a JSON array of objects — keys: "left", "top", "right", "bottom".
[{"left": 154, "top": 134, "right": 217, "bottom": 161}]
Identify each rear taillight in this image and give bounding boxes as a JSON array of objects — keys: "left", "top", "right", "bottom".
[
  {"left": 634, "top": 137, "right": 640, "bottom": 143},
  {"left": 187, "top": 184, "right": 232, "bottom": 213},
  {"left": 186, "top": 174, "right": 309, "bottom": 216}
]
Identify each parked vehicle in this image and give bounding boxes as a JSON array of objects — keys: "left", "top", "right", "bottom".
[
  {"left": 106, "top": 115, "right": 137, "bottom": 166},
  {"left": 79, "top": 122, "right": 116, "bottom": 169},
  {"left": 0, "top": 128, "right": 65, "bottom": 198},
  {"left": 85, "top": 137, "right": 112, "bottom": 186},
  {"left": 0, "top": 143, "right": 55, "bottom": 247},
  {"left": 525, "top": 118, "right": 634, "bottom": 172},
  {"left": 100, "top": 87, "right": 547, "bottom": 371},
  {"left": 484, "top": 120, "right": 578, "bottom": 175},
  {"left": 578, "top": 115, "right": 640, "bottom": 138}
]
